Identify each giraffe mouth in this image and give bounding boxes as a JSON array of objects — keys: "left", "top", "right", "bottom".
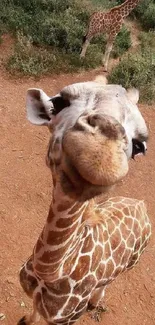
[{"left": 132, "top": 139, "right": 147, "bottom": 159}]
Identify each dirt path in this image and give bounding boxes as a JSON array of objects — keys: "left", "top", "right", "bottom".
[{"left": 0, "top": 34, "right": 155, "bottom": 325}]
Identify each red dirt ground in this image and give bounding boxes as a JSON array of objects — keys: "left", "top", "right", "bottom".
[{"left": 0, "top": 36, "right": 155, "bottom": 325}]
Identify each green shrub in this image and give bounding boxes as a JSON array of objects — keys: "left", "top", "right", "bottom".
[
  {"left": 134, "top": 0, "right": 155, "bottom": 31},
  {"left": 139, "top": 31, "right": 155, "bottom": 51},
  {"left": 134, "top": 0, "right": 152, "bottom": 19},
  {"left": 6, "top": 33, "right": 103, "bottom": 76},
  {"left": 108, "top": 51, "right": 155, "bottom": 104},
  {"left": 112, "top": 25, "right": 131, "bottom": 58},
  {"left": 90, "top": 0, "right": 118, "bottom": 9},
  {"left": 6, "top": 33, "right": 61, "bottom": 76},
  {"left": 142, "top": 3, "right": 155, "bottom": 30},
  {"left": 0, "top": 0, "right": 90, "bottom": 50}
]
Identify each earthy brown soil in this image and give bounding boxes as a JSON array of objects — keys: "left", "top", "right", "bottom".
[{"left": 0, "top": 34, "right": 155, "bottom": 325}]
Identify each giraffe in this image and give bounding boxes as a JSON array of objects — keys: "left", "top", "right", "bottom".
[
  {"left": 80, "top": 0, "right": 141, "bottom": 71},
  {"left": 17, "top": 78, "right": 151, "bottom": 325}
]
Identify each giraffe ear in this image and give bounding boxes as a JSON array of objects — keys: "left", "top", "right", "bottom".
[
  {"left": 26, "top": 89, "right": 70, "bottom": 126},
  {"left": 126, "top": 88, "right": 139, "bottom": 104},
  {"left": 26, "top": 88, "right": 53, "bottom": 126}
]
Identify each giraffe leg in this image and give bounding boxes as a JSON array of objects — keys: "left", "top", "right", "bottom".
[
  {"left": 17, "top": 306, "right": 40, "bottom": 325},
  {"left": 80, "top": 37, "right": 91, "bottom": 58},
  {"left": 88, "top": 287, "right": 108, "bottom": 322},
  {"left": 102, "top": 39, "right": 114, "bottom": 72}
]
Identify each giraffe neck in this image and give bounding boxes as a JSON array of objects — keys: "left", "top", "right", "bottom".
[
  {"left": 115, "top": 0, "right": 141, "bottom": 18},
  {"left": 32, "top": 172, "right": 106, "bottom": 282}
]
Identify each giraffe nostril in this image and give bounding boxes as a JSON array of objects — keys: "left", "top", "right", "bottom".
[
  {"left": 87, "top": 116, "right": 95, "bottom": 127},
  {"left": 74, "top": 114, "right": 95, "bottom": 132},
  {"left": 87, "top": 114, "right": 100, "bottom": 127}
]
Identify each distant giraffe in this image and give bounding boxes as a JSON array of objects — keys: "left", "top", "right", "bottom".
[
  {"left": 80, "top": 0, "right": 141, "bottom": 71},
  {"left": 17, "top": 79, "right": 151, "bottom": 325}
]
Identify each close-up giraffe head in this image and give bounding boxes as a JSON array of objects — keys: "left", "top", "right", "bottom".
[{"left": 26, "top": 77, "right": 148, "bottom": 188}]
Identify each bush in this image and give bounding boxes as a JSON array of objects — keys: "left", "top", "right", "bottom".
[
  {"left": 112, "top": 25, "right": 131, "bottom": 58},
  {"left": 108, "top": 51, "right": 155, "bottom": 104},
  {"left": 6, "top": 33, "right": 60, "bottom": 76},
  {"left": 139, "top": 31, "right": 155, "bottom": 51},
  {"left": 134, "top": 0, "right": 155, "bottom": 31},
  {"left": 142, "top": 3, "right": 155, "bottom": 30},
  {"left": 0, "top": 0, "right": 90, "bottom": 49},
  {"left": 90, "top": 0, "right": 118, "bottom": 9},
  {"left": 6, "top": 33, "right": 104, "bottom": 76}
]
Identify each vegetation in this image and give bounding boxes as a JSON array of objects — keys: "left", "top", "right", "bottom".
[
  {"left": 0, "top": 0, "right": 131, "bottom": 76},
  {"left": 134, "top": 0, "right": 155, "bottom": 31},
  {"left": 108, "top": 28, "right": 155, "bottom": 104},
  {"left": 89, "top": 0, "right": 118, "bottom": 9},
  {"left": 93, "top": 0, "right": 155, "bottom": 104},
  {"left": 112, "top": 26, "right": 131, "bottom": 58},
  {"left": 0, "top": 0, "right": 155, "bottom": 103},
  {"left": 139, "top": 31, "right": 155, "bottom": 51},
  {"left": 6, "top": 33, "right": 104, "bottom": 76},
  {"left": 108, "top": 51, "right": 155, "bottom": 104}
]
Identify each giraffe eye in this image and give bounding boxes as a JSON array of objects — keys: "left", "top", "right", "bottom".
[
  {"left": 49, "top": 96, "right": 70, "bottom": 116},
  {"left": 132, "top": 139, "right": 146, "bottom": 159}
]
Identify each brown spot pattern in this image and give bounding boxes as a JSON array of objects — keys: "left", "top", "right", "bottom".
[
  {"left": 75, "top": 298, "right": 88, "bottom": 312},
  {"left": 35, "top": 291, "right": 47, "bottom": 319},
  {"left": 56, "top": 215, "right": 79, "bottom": 229},
  {"left": 40, "top": 246, "right": 66, "bottom": 264},
  {"left": 106, "top": 218, "right": 116, "bottom": 234},
  {"left": 96, "top": 263, "right": 106, "bottom": 280},
  {"left": 82, "top": 234, "right": 94, "bottom": 253},
  {"left": 62, "top": 296, "right": 80, "bottom": 317},
  {"left": 73, "top": 275, "right": 96, "bottom": 296},
  {"left": 42, "top": 287, "right": 69, "bottom": 316},
  {"left": 35, "top": 239, "right": 44, "bottom": 254},
  {"left": 126, "top": 233, "right": 135, "bottom": 248},
  {"left": 47, "top": 208, "right": 55, "bottom": 223},
  {"left": 110, "top": 228, "right": 121, "bottom": 250},
  {"left": 105, "top": 258, "right": 115, "bottom": 277},
  {"left": 68, "top": 202, "right": 86, "bottom": 215},
  {"left": 47, "top": 224, "right": 77, "bottom": 245},
  {"left": 91, "top": 246, "right": 103, "bottom": 272},
  {"left": 71, "top": 255, "right": 90, "bottom": 281},
  {"left": 46, "top": 277, "right": 71, "bottom": 295},
  {"left": 112, "top": 241, "right": 126, "bottom": 265},
  {"left": 57, "top": 200, "right": 73, "bottom": 212},
  {"left": 34, "top": 260, "right": 60, "bottom": 275},
  {"left": 93, "top": 226, "right": 98, "bottom": 241}
]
